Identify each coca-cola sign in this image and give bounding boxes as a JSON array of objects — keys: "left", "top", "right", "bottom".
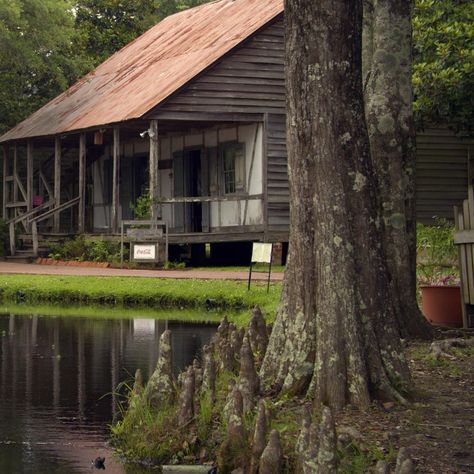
[{"left": 132, "top": 244, "right": 157, "bottom": 261}]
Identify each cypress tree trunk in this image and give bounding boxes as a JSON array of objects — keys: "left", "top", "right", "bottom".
[
  {"left": 260, "top": 0, "right": 411, "bottom": 411},
  {"left": 364, "top": 0, "right": 431, "bottom": 339}
]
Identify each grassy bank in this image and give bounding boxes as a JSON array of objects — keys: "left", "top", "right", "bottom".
[
  {"left": 0, "top": 303, "right": 242, "bottom": 324},
  {"left": 0, "top": 274, "right": 280, "bottom": 322}
]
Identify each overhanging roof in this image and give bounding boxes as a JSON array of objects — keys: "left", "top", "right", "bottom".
[{"left": 0, "top": 0, "right": 284, "bottom": 143}]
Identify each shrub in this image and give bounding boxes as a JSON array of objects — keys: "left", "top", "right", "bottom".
[
  {"left": 130, "top": 192, "right": 152, "bottom": 220},
  {"left": 417, "top": 217, "right": 457, "bottom": 265},
  {"left": 49, "top": 236, "right": 123, "bottom": 263},
  {"left": 417, "top": 217, "right": 458, "bottom": 284}
]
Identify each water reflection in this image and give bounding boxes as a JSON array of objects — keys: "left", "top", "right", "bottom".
[{"left": 0, "top": 313, "right": 216, "bottom": 473}]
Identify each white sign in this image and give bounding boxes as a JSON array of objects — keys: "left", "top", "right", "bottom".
[
  {"left": 251, "top": 243, "right": 273, "bottom": 264},
  {"left": 133, "top": 244, "right": 157, "bottom": 261}
]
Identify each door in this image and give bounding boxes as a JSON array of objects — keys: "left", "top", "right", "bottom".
[{"left": 173, "top": 148, "right": 209, "bottom": 233}]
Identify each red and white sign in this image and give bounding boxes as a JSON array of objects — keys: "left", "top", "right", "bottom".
[{"left": 133, "top": 244, "right": 156, "bottom": 261}]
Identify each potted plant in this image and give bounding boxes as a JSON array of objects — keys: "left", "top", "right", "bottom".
[{"left": 417, "top": 218, "right": 463, "bottom": 328}]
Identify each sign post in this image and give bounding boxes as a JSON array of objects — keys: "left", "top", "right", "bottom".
[
  {"left": 248, "top": 242, "right": 273, "bottom": 292},
  {"left": 120, "top": 220, "right": 168, "bottom": 267}
]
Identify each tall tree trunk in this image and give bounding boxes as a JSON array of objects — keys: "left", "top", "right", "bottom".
[
  {"left": 261, "top": 0, "right": 411, "bottom": 411},
  {"left": 364, "top": 0, "right": 431, "bottom": 339}
]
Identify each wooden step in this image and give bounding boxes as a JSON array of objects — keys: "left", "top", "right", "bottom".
[{"left": 5, "top": 255, "right": 35, "bottom": 263}]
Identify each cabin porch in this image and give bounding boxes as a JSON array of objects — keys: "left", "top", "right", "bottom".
[{"left": 1, "top": 117, "right": 274, "bottom": 259}]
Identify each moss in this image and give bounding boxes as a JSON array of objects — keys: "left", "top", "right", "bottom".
[{"left": 337, "top": 441, "right": 397, "bottom": 474}]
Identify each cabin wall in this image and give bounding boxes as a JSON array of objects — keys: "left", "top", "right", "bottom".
[
  {"left": 91, "top": 123, "right": 264, "bottom": 232},
  {"left": 153, "top": 16, "right": 288, "bottom": 239},
  {"left": 416, "top": 128, "right": 473, "bottom": 224}
]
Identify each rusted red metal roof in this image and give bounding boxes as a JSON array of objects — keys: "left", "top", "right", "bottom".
[{"left": 0, "top": 0, "right": 284, "bottom": 143}]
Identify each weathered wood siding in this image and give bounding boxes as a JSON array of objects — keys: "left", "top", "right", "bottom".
[
  {"left": 416, "top": 128, "right": 472, "bottom": 224},
  {"left": 266, "top": 113, "right": 289, "bottom": 233},
  {"left": 155, "top": 16, "right": 288, "bottom": 240},
  {"left": 156, "top": 16, "right": 474, "bottom": 237}
]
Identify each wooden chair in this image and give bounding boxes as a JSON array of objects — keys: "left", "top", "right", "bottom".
[{"left": 453, "top": 185, "right": 474, "bottom": 328}]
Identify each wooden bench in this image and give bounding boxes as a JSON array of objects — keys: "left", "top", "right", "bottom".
[{"left": 453, "top": 188, "right": 474, "bottom": 328}]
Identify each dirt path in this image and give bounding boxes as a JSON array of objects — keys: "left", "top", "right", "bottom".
[
  {"left": 337, "top": 342, "right": 474, "bottom": 473},
  {"left": 0, "top": 261, "right": 284, "bottom": 281}
]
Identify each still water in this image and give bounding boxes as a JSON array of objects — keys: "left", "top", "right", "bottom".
[{"left": 0, "top": 312, "right": 216, "bottom": 474}]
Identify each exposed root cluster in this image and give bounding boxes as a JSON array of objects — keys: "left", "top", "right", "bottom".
[{"left": 117, "top": 307, "right": 417, "bottom": 472}]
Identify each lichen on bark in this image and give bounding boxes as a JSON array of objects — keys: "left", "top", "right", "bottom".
[{"left": 261, "top": 0, "right": 411, "bottom": 411}]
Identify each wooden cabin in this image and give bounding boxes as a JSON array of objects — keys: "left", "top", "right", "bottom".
[{"left": 0, "top": 0, "right": 472, "bottom": 260}]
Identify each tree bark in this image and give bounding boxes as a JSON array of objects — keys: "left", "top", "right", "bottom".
[
  {"left": 261, "top": 0, "right": 411, "bottom": 411},
  {"left": 364, "top": 0, "right": 431, "bottom": 339}
]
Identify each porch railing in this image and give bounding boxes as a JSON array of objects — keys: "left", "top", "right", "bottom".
[
  {"left": 8, "top": 199, "right": 55, "bottom": 256},
  {"left": 29, "top": 196, "right": 80, "bottom": 256}
]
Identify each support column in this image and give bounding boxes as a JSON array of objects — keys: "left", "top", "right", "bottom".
[
  {"left": 54, "top": 137, "right": 61, "bottom": 232},
  {"left": 26, "top": 140, "right": 33, "bottom": 215},
  {"left": 13, "top": 144, "right": 18, "bottom": 203},
  {"left": 2, "top": 145, "right": 7, "bottom": 219},
  {"left": 111, "top": 127, "right": 120, "bottom": 234},
  {"left": 149, "top": 120, "right": 159, "bottom": 221},
  {"left": 78, "top": 133, "right": 86, "bottom": 233}
]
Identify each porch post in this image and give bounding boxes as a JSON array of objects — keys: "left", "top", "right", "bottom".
[
  {"left": 13, "top": 144, "right": 18, "bottom": 203},
  {"left": 78, "top": 133, "right": 86, "bottom": 233},
  {"left": 149, "top": 120, "right": 159, "bottom": 221},
  {"left": 111, "top": 127, "right": 120, "bottom": 234},
  {"left": 26, "top": 140, "right": 33, "bottom": 215},
  {"left": 54, "top": 137, "right": 61, "bottom": 232},
  {"left": 2, "top": 145, "right": 7, "bottom": 219}
]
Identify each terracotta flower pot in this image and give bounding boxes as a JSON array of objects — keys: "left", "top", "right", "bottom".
[{"left": 420, "top": 285, "right": 463, "bottom": 328}]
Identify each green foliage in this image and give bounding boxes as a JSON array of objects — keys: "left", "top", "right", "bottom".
[
  {"left": 413, "top": 0, "right": 474, "bottom": 132},
  {"left": 416, "top": 217, "right": 458, "bottom": 284},
  {"left": 0, "top": 0, "right": 211, "bottom": 134},
  {"left": 87, "top": 239, "right": 122, "bottom": 262},
  {"left": 0, "top": 274, "right": 280, "bottom": 315},
  {"left": 417, "top": 218, "right": 459, "bottom": 285},
  {"left": 0, "top": 219, "right": 7, "bottom": 257},
  {"left": 130, "top": 192, "right": 152, "bottom": 220},
  {"left": 417, "top": 217, "right": 456, "bottom": 264},
  {"left": 48, "top": 235, "right": 123, "bottom": 262},
  {"left": 0, "top": 0, "right": 91, "bottom": 134},
  {"left": 74, "top": 0, "right": 211, "bottom": 65},
  {"left": 112, "top": 387, "right": 180, "bottom": 462},
  {"left": 338, "top": 441, "right": 397, "bottom": 474}
]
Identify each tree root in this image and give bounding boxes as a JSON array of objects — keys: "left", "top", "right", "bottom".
[{"left": 430, "top": 337, "right": 474, "bottom": 360}]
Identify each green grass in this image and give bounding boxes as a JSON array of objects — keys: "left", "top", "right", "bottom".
[
  {"left": 0, "top": 274, "right": 281, "bottom": 323},
  {"left": 0, "top": 303, "right": 238, "bottom": 324}
]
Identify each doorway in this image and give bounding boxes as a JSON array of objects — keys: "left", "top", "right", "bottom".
[{"left": 173, "top": 148, "right": 209, "bottom": 233}]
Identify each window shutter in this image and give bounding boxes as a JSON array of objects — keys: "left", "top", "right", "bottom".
[{"left": 235, "top": 143, "right": 246, "bottom": 193}]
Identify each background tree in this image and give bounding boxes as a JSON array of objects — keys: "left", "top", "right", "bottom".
[
  {"left": 260, "top": 0, "right": 410, "bottom": 411},
  {"left": 364, "top": 0, "right": 431, "bottom": 339},
  {"left": 75, "top": 0, "right": 210, "bottom": 65},
  {"left": 0, "top": 0, "right": 209, "bottom": 134},
  {"left": 413, "top": 0, "right": 473, "bottom": 134},
  {"left": 0, "top": 0, "right": 89, "bottom": 134}
]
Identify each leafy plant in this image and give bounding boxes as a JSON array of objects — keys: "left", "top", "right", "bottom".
[
  {"left": 417, "top": 217, "right": 459, "bottom": 285},
  {"left": 130, "top": 190, "right": 163, "bottom": 221},
  {"left": 413, "top": 0, "right": 474, "bottom": 133},
  {"left": 130, "top": 192, "right": 152, "bottom": 220},
  {"left": 49, "top": 236, "right": 123, "bottom": 263}
]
